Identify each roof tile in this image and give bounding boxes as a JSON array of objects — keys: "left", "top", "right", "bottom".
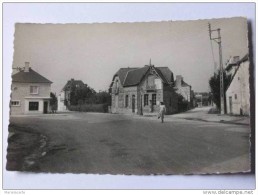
[{"left": 12, "top": 68, "right": 52, "bottom": 83}]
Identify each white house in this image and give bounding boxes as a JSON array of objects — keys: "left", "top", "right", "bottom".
[
  {"left": 226, "top": 54, "right": 250, "bottom": 115},
  {"left": 57, "top": 91, "right": 67, "bottom": 111},
  {"left": 10, "top": 62, "right": 52, "bottom": 115}
]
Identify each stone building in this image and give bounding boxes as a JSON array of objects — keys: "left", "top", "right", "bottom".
[
  {"left": 174, "top": 75, "right": 193, "bottom": 108},
  {"left": 110, "top": 64, "right": 178, "bottom": 115},
  {"left": 226, "top": 54, "right": 250, "bottom": 115},
  {"left": 10, "top": 62, "right": 52, "bottom": 115}
]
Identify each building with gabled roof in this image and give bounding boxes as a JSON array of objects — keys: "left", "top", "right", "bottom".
[
  {"left": 226, "top": 54, "right": 250, "bottom": 115},
  {"left": 110, "top": 63, "right": 178, "bottom": 115},
  {"left": 10, "top": 62, "right": 52, "bottom": 115},
  {"left": 174, "top": 75, "right": 193, "bottom": 108}
]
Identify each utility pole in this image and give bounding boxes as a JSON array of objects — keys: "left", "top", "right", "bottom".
[{"left": 208, "top": 23, "right": 225, "bottom": 114}]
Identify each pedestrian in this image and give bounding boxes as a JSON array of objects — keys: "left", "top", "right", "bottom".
[{"left": 158, "top": 102, "right": 166, "bottom": 123}]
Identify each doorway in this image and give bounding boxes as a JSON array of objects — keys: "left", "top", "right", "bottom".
[
  {"left": 132, "top": 95, "right": 135, "bottom": 113},
  {"left": 43, "top": 101, "right": 48, "bottom": 114}
]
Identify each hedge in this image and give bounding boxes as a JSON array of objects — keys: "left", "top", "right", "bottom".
[{"left": 68, "top": 104, "right": 109, "bottom": 113}]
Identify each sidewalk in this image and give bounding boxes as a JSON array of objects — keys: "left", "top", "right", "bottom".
[{"left": 170, "top": 107, "right": 250, "bottom": 126}]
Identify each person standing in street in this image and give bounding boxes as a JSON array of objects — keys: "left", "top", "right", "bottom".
[{"left": 158, "top": 102, "right": 166, "bottom": 123}]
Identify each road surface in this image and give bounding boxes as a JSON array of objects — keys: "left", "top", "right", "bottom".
[{"left": 7, "top": 108, "right": 251, "bottom": 175}]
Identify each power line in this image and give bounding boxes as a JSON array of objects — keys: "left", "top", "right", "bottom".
[
  {"left": 209, "top": 37, "right": 217, "bottom": 72},
  {"left": 208, "top": 22, "right": 225, "bottom": 114}
]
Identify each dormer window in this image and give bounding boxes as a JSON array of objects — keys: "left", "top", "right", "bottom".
[{"left": 30, "top": 86, "right": 39, "bottom": 94}]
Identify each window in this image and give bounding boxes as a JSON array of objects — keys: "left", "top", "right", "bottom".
[
  {"left": 11, "top": 101, "right": 20, "bottom": 106},
  {"left": 144, "top": 94, "right": 149, "bottom": 106},
  {"left": 30, "top": 86, "right": 39, "bottom": 94},
  {"left": 29, "top": 102, "right": 39, "bottom": 111},
  {"left": 152, "top": 94, "right": 156, "bottom": 105},
  {"left": 235, "top": 94, "right": 237, "bottom": 100},
  {"left": 125, "top": 95, "right": 129, "bottom": 107}
]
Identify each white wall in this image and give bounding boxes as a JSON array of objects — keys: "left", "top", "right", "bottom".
[{"left": 226, "top": 60, "right": 250, "bottom": 115}]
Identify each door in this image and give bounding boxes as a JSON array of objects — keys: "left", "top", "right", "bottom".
[
  {"left": 229, "top": 97, "right": 232, "bottom": 114},
  {"left": 132, "top": 95, "right": 135, "bottom": 113},
  {"left": 43, "top": 101, "right": 48, "bottom": 114}
]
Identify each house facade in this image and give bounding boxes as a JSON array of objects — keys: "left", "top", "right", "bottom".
[
  {"left": 226, "top": 54, "right": 250, "bottom": 115},
  {"left": 10, "top": 62, "right": 52, "bottom": 115},
  {"left": 110, "top": 64, "right": 178, "bottom": 115},
  {"left": 174, "top": 75, "right": 193, "bottom": 108}
]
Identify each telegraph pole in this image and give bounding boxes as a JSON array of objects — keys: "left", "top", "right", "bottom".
[{"left": 208, "top": 23, "right": 225, "bottom": 114}]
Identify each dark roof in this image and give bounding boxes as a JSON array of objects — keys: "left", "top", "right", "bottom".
[
  {"left": 115, "top": 68, "right": 138, "bottom": 84},
  {"left": 182, "top": 80, "right": 191, "bottom": 87},
  {"left": 226, "top": 54, "right": 249, "bottom": 91},
  {"left": 12, "top": 68, "right": 52, "bottom": 83},
  {"left": 63, "top": 80, "right": 84, "bottom": 91},
  {"left": 156, "top": 67, "right": 174, "bottom": 83},
  {"left": 226, "top": 54, "right": 249, "bottom": 72},
  {"left": 123, "top": 66, "right": 150, "bottom": 86},
  {"left": 111, "top": 65, "right": 174, "bottom": 87}
]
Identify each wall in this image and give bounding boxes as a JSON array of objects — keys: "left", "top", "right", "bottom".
[
  {"left": 226, "top": 61, "right": 250, "bottom": 115},
  {"left": 10, "top": 82, "right": 51, "bottom": 115},
  {"left": 138, "top": 74, "right": 163, "bottom": 114},
  {"left": 58, "top": 91, "right": 67, "bottom": 111},
  {"left": 176, "top": 85, "right": 191, "bottom": 102},
  {"left": 111, "top": 76, "right": 138, "bottom": 114}
]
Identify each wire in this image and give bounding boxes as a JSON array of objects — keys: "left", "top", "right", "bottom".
[{"left": 209, "top": 38, "right": 217, "bottom": 73}]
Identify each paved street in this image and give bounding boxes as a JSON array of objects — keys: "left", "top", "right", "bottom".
[{"left": 7, "top": 107, "right": 251, "bottom": 175}]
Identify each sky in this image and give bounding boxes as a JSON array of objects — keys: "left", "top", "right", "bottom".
[{"left": 12, "top": 17, "right": 248, "bottom": 94}]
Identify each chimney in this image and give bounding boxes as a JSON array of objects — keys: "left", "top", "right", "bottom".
[
  {"left": 176, "top": 75, "right": 183, "bottom": 86},
  {"left": 229, "top": 56, "right": 240, "bottom": 64},
  {"left": 24, "top": 62, "right": 30, "bottom": 72},
  {"left": 233, "top": 56, "right": 240, "bottom": 63}
]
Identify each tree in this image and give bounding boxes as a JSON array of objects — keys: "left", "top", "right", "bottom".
[
  {"left": 67, "top": 80, "right": 97, "bottom": 106},
  {"left": 50, "top": 92, "right": 58, "bottom": 113},
  {"left": 177, "top": 94, "right": 189, "bottom": 112},
  {"left": 95, "top": 91, "right": 111, "bottom": 105},
  {"left": 209, "top": 70, "right": 232, "bottom": 110}
]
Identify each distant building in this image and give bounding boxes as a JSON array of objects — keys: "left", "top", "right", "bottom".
[
  {"left": 194, "top": 92, "right": 212, "bottom": 107},
  {"left": 174, "top": 75, "right": 193, "bottom": 108},
  {"left": 58, "top": 79, "right": 85, "bottom": 111},
  {"left": 226, "top": 54, "right": 250, "bottom": 115},
  {"left": 10, "top": 62, "right": 52, "bottom": 115},
  {"left": 109, "top": 63, "right": 178, "bottom": 115}
]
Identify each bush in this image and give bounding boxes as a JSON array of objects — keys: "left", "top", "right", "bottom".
[{"left": 68, "top": 103, "right": 109, "bottom": 113}]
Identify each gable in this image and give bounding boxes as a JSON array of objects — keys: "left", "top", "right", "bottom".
[{"left": 111, "top": 65, "right": 174, "bottom": 88}]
